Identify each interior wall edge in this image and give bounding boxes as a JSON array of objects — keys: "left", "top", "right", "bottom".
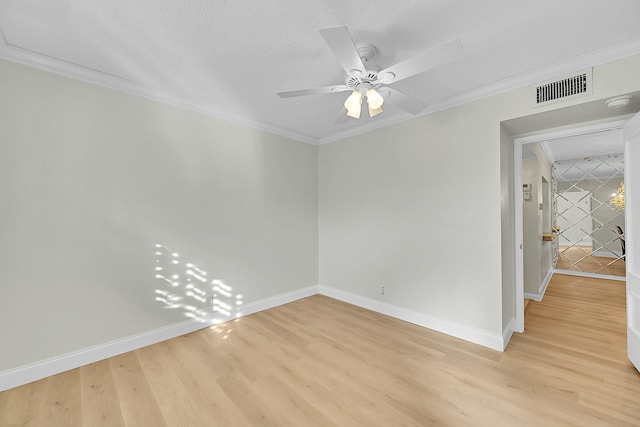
[
  {"left": 523, "top": 267, "right": 554, "bottom": 302},
  {"left": 502, "top": 317, "right": 517, "bottom": 350}
]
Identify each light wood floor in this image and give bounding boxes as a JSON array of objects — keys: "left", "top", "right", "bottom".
[
  {"left": 1, "top": 275, "right": 639, "bottom": 426},
  {"left": 556, "top": 245, "right": 626, "bottom": 277}
]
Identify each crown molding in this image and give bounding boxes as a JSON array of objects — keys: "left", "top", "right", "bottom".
[
  {"left": 2, "top": 29, "right": 640, "bottom": 147},
  {"left": 0, "top": 36, "right": 319, "bottom": 146}
]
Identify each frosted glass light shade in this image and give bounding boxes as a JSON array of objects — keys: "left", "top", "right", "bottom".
[
  {"left": 368, "top": 105, "right": 383, "bottom": 117},
  {"left": 344, "top": 91, "right": 362, "bottom": 119},
  {"left": 366, "top": 88, "right": 384, "bottom": 109}
]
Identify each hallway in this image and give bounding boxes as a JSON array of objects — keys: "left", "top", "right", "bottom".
[{"left": 512, "top": 272, "right": 638, "bottom": 423}]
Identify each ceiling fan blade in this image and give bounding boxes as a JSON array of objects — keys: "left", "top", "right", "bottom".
[
  {"left": 277, "top": 85, "right": 350, "bottom": 98},
  {"left": 383, "top": 87, "right": 429, "bottom": 115},
  {"left": 378, "top": 39, "right": 464, "bottom": 84},
  {"left": 319, "top": 26, "right": 367, "bottom": 77},
  {"left": 334, "top": 107, "right": 351, "bottom": 125}
]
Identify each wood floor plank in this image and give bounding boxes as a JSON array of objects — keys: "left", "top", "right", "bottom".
[
  {"left": 196, "top": 396, "right": 254, "bottom": 427},
  {"left": 80, "top": 359, "right": 126, "bottom": 427},
  {"left": 199, "top": 323, "right": 275, "bottom": 383},
  {"left": 161, "top": 335, "right": 230, "bottom": 407},
  {"left": 299, "top": 380, "right": 380, "bottom": 426},
  {"left": 184, "top": 328, "right": 233, "bottom": 378},
  {"left": 30, "top": 370, "right": 82, "bottom": 427},
  {"left": 109, "top": 351, "right": 167, "bottom": 427},
  {"left": 0, "top": 377, "right": 48, "bottom": 426},
  {"left": 1, "top": 273, "right": 640, "bottom": 425},
  {"left": 216, "top": 370, "right": 292, "bottom": 427},
  {"left": 136, "top": 342, "right": 189, "bottom": 406},
  {"left": 156, "top": 395, "right": 207, "bottom": 427},
  {"left": 251, "top": 374, "right": 335, "bottom": 427}
]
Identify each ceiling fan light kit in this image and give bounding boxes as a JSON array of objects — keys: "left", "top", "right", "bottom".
[
  {"left": 344, "top": 86, "right": 385, "bottom": 119},
  {"left": 368, "top": 104, "right": 383, "bottom": 118},
  {"left": 344, "top": 90, "right": 363, "bottom": 118},
  {"left": 277, "top": 26, "right": 464, "bottom": 123},
  {"left": 366, "top": 88, "right": 384, "bottom": 109}
]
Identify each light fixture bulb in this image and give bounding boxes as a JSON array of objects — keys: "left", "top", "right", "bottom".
[
  {"left": 366, "top": 88, "right": 384, "bottom": 110},
  {"left": 347, "top": 105, "right": 362, "bottom": 119},
  {"left": 344, "top": 91, "right": 362, "bottom": 119}
]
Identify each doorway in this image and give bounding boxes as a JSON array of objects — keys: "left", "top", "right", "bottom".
[
  {"left": 513, "top": 119, "right": 629, "bottom": 332},
  {"left": 553, "top": 153, "right": 626, "bottom": 277}
]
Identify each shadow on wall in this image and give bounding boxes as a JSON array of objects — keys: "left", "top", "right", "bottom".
[{"left": 153, "top": 244, "right": 244, "bottom": 324}]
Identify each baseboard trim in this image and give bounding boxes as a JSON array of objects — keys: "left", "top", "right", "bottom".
[
  {"left": 1, "top": 283, "right": 513, "bottom": 391},
  {"left": 502, "top": 317, "right": 517, "bottom": 350},
  {"left": 524, "top": 268, "right": 554, "bottom": 301},
  {"left": 0, "top": 321, "right": 207, "bottom": 392},
  {"left": 318, "top": 286, "right": 504, "bottom": 352},
  {"left": 0, "top": 285, "right": 319, "bottom": 392},
  {"left": 234, "top": 285, "right": 319, "bottom": 318}
]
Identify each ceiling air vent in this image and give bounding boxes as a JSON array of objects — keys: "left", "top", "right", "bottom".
[{"left": 532, "top": 68, "right": 592, "bottom": 107}]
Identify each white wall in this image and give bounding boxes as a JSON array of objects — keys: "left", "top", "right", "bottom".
[
  {"left": 319, "top": 53, "right": 640, "bottom": 341},
  {"left": 0, "top": 59, "right": 319, "bottom": 374},
  {"left": 522, "top": 143, "right": 552, "bottom": 297},
  {"left": 522, "top": 156, "right": 542, "bottom": 295},
  {"left": 319, "top": 100, "right": 506, "bottom": 337},
  {"left": 500, "top": 124, "right": 516, "bottom": 332}
]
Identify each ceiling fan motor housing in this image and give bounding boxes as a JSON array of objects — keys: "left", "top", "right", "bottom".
[
  {"left": 346, "top": 70, "right": 382, "bottom": 91},
  {"left": 346, "top": 44, "right": 384, "bottom": 91}
]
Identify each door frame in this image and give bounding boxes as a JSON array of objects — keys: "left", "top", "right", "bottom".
[
  {"left": 624, "top": 110, "right": 640, "bottom": 372},
  {"left": 513, "top": 119, "right": 628, "bottom": 332}
]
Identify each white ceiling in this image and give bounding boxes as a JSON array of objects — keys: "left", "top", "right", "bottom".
[
  {"left": 1, "top": 0, "right": 640, "bottom": 144},
  {"left": 543, "top": 130, "right": 625, "bottom": 181},
  {"left": 544, "top": 129, "right": 624, "bottom": 163}
]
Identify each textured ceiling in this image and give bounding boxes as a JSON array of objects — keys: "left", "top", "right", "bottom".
[{"left": 1, "top": 0, "right": 640, "bottom": 144}]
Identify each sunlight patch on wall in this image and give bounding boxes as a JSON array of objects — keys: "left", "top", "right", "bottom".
[{"left": 153, "top": 244, "right": 244, "bottom": 325}]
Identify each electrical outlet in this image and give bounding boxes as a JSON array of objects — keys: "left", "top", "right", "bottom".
[
  {"left": 206, "top": 295, "right": 215, "bottom": 307},
  {"left": 381, "top": 286, "right": 385, "bottom": 295}
]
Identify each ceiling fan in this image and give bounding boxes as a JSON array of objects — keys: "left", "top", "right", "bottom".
[{"left": 277, "top": 26, "right": 464, "bottom": 123}]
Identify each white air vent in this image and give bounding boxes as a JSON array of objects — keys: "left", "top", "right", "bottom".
[{"left": 532, "top": 68, "right": 592, "bottom": 107}]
